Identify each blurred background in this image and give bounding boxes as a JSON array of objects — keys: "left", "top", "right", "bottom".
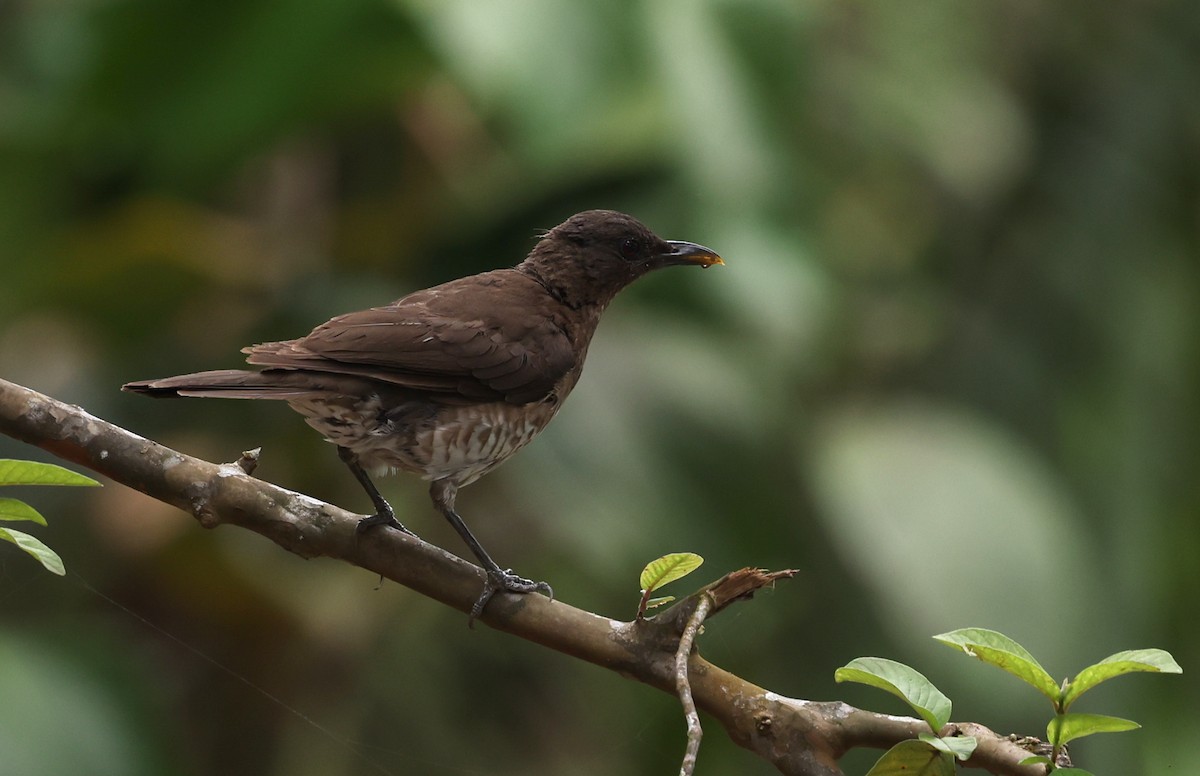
[{"left": 1, "top": 0, "right": 1197, "bottom": 774}]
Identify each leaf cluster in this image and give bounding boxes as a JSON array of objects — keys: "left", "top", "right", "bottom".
[
  {"left": 837, "top": 627, "right": 1181, "bottom": 775},
  {"left": 0, "top": 459, "right": 100, "bottom": 575}
]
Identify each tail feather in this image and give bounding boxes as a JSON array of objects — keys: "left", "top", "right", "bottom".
[{"left": 122, "top": 369, "right": 341, "bottom": 400}]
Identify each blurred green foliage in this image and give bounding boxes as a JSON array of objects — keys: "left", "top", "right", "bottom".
[{"left": 1, "top": 1, "right": 1197, "bottom": 774}]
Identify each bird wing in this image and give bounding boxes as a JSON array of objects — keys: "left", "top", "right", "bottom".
[{"left": 244, "top": 270, "right": 577, "bottom": 404}]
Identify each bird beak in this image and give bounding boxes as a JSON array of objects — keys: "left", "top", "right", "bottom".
[{"left": 661, "top": 240, "right": 724, "bottom": 268}]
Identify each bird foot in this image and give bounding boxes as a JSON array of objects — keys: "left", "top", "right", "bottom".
[
  {"left": 468, "top": 568, "right": 554, "bottom": 627},
  {"left": 355, "top": 510, "right": 417, "bottom": 538}
]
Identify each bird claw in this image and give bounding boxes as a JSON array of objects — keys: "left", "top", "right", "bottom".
[
  {"left": 468, "top": 568, "right": 554, "bottom": 627},
  {"left": 355, "top": 510, "right": 416, "bottom": 537}
]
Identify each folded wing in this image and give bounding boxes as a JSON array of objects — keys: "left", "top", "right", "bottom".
[{"left": 245, "top": 270, "right": 576, "bottom": 404}]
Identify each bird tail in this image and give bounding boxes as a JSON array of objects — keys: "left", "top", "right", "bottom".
[{"left": 122, "top": 369, "right": 334, "bottom": 400}]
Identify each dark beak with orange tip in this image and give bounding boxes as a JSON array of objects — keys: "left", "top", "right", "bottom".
[{"left": 660, "top": 240, "right": 725, "bottom": 268}]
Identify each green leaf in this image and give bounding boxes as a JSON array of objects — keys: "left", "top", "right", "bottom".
[
  {"left": 639, "top": 552, "right": 704, "bottom": 593},
  {"left": 0, "top": 459, "right": 101, "bottom": 487},
  {"left": 1062, "top": 649, "right": 1183, "bottom": 709},
  {"left": 918, "top": 733, "right": 976, "bottom": 761},
  {"left": 835, "top": 657, "right": 952, "bottom": 731},
  {"left": 1052, "top": 770, "right": 1097, "bottom": 775},
  {"left": 644, "top": 595, "right": 675, "bottom": 609},
  {"left": 1018, "top": 755, "right": 1052, "bottom": 766},
  {"left": 1047, "top": 713, "right": 1140, "bottom": 746},
  {"left": 933, "top": 628, "right": 1059, "bottom": 703},
  {"left": 0, "top": 497, "right": 48, "bottom": 525},
  {"left": 0, "top": 526, "right": 66, "bottom": 575},
  {"left": 865, "top": 739, "right": 954, "bottom": 776}
]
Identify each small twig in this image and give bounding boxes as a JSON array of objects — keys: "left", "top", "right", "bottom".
[
  {"left": 234, "top": 447, "right": 262, "bottom": 475},
  {"left": 676, "top": 593, "right": 713, "bottom": 776}
]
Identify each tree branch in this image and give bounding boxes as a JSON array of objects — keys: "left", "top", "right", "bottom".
[{"left": 0, "top": 377, "right": 1048, "bottom": 776}]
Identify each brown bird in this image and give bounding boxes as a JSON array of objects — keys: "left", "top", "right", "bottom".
[{"left": 124, "top": 210, "right": 723, "bottom": 620}]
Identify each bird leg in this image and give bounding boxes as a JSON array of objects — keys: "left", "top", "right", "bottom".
[
  {"left": 338, "top": 446, "right": 415, "bottom": 536},
  {"left": 430, "top": 480, "right": 553, "bottom": 625}
]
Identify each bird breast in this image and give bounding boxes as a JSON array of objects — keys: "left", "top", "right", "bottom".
[
  {"left": 289, "top": 394, "right": 563, "bottom": 487},
  {"left": 415, "top": 399, "right": 560, "bottom": 485}
]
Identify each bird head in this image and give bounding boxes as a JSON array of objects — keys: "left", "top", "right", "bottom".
[{"left": 521, "top": 210, "right": 723, "bottom": 310}]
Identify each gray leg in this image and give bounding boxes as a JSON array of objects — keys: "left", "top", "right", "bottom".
[
  {"left": 430, "top": 480, "right": 552, "bottom": 625},
  {"left": 337, "top": 446, "right": 415, "bottom": 536}
]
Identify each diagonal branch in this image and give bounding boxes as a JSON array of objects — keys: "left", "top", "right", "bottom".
[{"left": 0, "top": 377, "right": 1048, "bottom": 776}]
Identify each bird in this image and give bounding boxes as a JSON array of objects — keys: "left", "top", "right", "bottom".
[{"left": 124, "top": 209, "right": 723, "bottom": 622}]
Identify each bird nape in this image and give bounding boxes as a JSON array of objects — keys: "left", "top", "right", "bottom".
[{"left": 124, "top": 209, "right": 724, "bottom": 623}]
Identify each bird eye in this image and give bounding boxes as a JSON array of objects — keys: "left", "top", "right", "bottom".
[{"left": 619, "top": 238, "right": 641, "bottom": 259}]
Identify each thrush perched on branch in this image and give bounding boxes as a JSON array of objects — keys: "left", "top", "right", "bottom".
[{"left": 124, "top": 210, "right": 724, "bottom": 621}]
